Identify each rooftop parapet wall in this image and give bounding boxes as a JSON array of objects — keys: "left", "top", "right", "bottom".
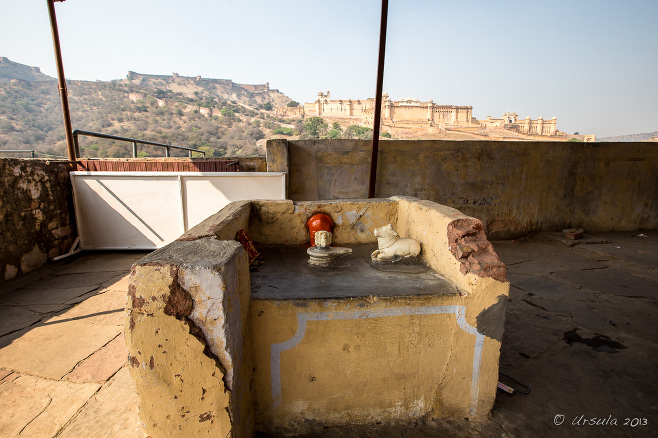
[
  {"left": 274, "top": 139, "right": 658, "bottom": 239},
  {"left": 0, "top": 159, "right": 76, "bottom": 282}
]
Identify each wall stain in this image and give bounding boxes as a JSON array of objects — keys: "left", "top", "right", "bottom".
[{"left": 476, "top": 295, "right": 508, "bottom": 341}]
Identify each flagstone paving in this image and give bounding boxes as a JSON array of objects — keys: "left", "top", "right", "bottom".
[{"left": 0, "top": 251, "right": 146, "bottom": 438}]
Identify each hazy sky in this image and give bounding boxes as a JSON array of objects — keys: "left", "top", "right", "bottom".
[{"left": 1, "top": 0, "right": 657, "bottom": 137}]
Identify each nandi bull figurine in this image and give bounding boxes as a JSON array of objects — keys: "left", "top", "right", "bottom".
[{"left": 371, "top": 224, "right": 421, "bottom": 262}]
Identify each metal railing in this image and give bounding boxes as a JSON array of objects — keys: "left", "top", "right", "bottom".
[
  {"left": 72, "top": 130, "right": 205, "bottom": 158},
  {"left": 0, "top": 150, "right": 36, "bottom": 158}
]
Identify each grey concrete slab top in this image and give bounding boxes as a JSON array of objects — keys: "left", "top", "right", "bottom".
[{"left": 250, "top": 244, "right": 458, "bottom": 300}]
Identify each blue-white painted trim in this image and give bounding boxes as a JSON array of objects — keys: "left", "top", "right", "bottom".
[{"left": 270, "top": 305, "right": 484, "bottom": 415}]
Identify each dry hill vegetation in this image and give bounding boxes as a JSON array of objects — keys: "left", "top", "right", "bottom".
[
  {"left": 0, "top": 64, "right": 305, "bottom": 158},
  {"left": 0, "top": 72, "right": 390, "bottom": 159}
]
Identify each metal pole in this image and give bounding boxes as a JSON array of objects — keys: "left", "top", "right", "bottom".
[
  {"left": 47, "top": 0, "right": 76, "bottom": 161},
  {"left": 73, "top": 130, "right": 80, "bottom": 157},
  {"left": 166, "top": 146, "right": 171, "bottom": 157},
  {"left": 132, "top": 142, "right": 138, "bottom": 158},
  {"left": 368, "top": 0, "right": 388, "bottom": 199}
]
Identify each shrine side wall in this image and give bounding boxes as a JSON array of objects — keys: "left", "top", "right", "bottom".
[{"left": 276, "top": 139, "right": 658, "bottom": 239}]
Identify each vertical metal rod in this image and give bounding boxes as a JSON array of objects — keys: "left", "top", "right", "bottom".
[
  {"left": 31, "top": 151, "right": 35, "bottom": 158},
  {"left": 73, "top": 131, "right": 80, "bottom": 157},
  {"left": 132, "top": 142, "right": 138, "bottom": 158},
  {"left": 166, "top": 146, "right": 171, "bottom": 157},
  {"left": 188, "top": 150, "right": 192, "bottom": 158},
  {"left": 47, "top": 0, "right": 76, "bottom": 161},
  {"left": 178, "top": 175, "right": 187, "bottom": 233},
  {"left": 368, "top": 0, "right": 389, "bottom": 198}
]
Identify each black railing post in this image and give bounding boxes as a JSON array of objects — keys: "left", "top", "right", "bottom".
[
  {"left": 73, "top": 130, "right": 80, "bottom": 158},
  {"left": 166, "top": 146, "right": 171, "bottom": 157},
  {"left": 132, "top": 142, "right": 138, "bottom": 158}
]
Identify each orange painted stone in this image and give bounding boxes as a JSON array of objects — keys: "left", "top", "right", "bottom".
[{"left": 306, "top": 213, "right": 333, "bottom": 247}]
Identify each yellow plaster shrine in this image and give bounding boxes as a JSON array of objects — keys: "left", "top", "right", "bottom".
[{"left": 126, "top": 197, "right": 510, "bottom": 437}]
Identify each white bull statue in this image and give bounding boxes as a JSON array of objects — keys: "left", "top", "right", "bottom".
[{"left": 371, "top": 224, "right": 421, "bottom": 262}]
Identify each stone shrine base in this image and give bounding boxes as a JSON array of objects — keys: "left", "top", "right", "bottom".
[{"left": 0, "top": 231, "right": 655, "bottom": 437}]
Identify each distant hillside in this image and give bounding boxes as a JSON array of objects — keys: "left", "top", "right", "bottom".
[
  {"left": 0, "top": 57, "right": 55, "bottom": 82},
  {"left": 598, "top": 131, "right": 658, "bottom": 142},
  {"left": 0, "top": 59, "right": 297, "bottom": 158}
]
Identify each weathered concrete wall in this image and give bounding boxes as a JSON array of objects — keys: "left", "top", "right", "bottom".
[
  {"left": 230, "top": 156, "right": 266, "bottom": 172},
  {"left": 252, "top": 295, "right": 465, "bottom": 432},
  {"left": 126, "top": 238, "right": 253, "bottom": 438},
  {"left": 176, "top": 198, "right": 397, "bottom": 247},
  {"left": 248, "top": 199, "right": 397, "bottom": 245},
  {"left": 0, "top": 159, "right": 76, "bottom": 282},
  {"left": 177, "top": 200, "right": 252, "bottom": 242},
  {"left": 277, "top": 139, "right": 658, "bottom": 239}
]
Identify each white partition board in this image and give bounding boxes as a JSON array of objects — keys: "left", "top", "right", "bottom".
[{"left": 71, "top": 171, "right": 286, "bottom": 250}]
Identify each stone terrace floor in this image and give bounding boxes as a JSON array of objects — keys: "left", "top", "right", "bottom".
[{"left": 0, "top": 232, "right": 656, "bottom": 438}]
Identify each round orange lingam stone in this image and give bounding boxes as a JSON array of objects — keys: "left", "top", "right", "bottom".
[{"left": 306, "top": 212, "right": 333, "bottom": 247}]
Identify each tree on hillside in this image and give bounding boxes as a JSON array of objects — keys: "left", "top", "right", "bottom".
[
  {"left": 301, "top": 117, "right": 328, "bottom": 139},
  {"left": 0, "top": 119, "right": 15, "bottom": 133},
  {"left": 344, "top": 125, "right": 373, "bottom": 140},
  {"left": 273, "top": 127, "right": 295, "bottom": 136},
  {"left": 287, "top": 101, "right": 299, "bottom": 107},
  {"left": 324, "top": 122, "right": 342, "bottom": 139},
  {"left": 246, "top": 127, "right": 265, "bottom": 141}
]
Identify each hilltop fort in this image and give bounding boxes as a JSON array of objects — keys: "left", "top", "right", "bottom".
[
  {"left": 124, "top": 71, "right": 291, "bottom": 109},
  {"left": 277, "top": 90, "right": 563, "bottom": 138}
]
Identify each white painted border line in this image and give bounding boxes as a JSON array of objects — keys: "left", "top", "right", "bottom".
[{"left": 270, "top": 305, "right": 484, "bottom": 415}]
